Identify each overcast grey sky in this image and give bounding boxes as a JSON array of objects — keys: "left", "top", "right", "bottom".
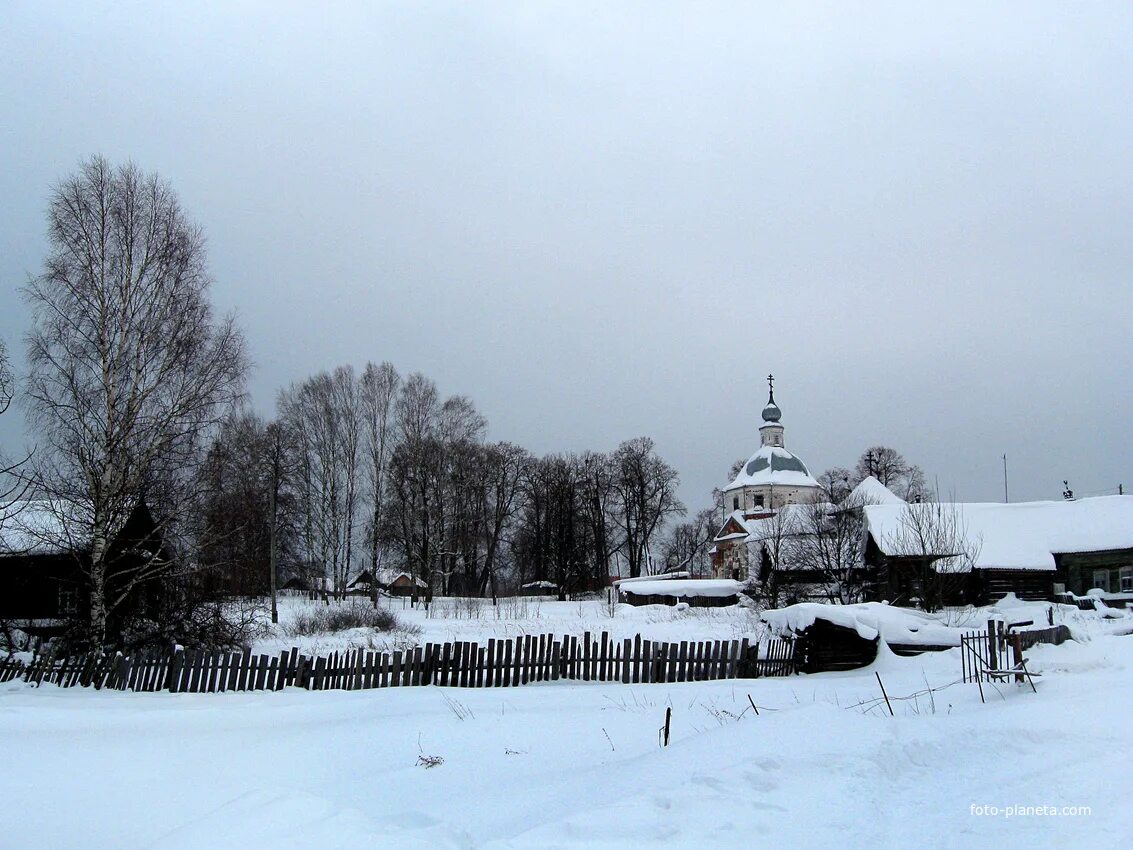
[{"left": 2, "top": 2, "right": 1131, "bottom": 511}]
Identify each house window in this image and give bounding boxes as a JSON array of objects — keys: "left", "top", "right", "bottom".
[
  {"left": 754, "top": 494, "right": 764, "bottom": 508},
  {"left": 1092, "top": 570, "right": 1109, "bottom": 593},
  {"left": 733, "top": 496, "right": 739, "bottom": 510},
  {"left": 58, "top": 587, "right": 79, "bottom": 616},
  {"left": 1121, "top": 567, "right": 1133, "bottom": 593}
]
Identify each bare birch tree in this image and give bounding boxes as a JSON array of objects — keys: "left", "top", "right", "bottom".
[
  {"left": 278, "top": 368, "right": 365, "bottom": 597},
  {"left": 332, "top": 366, "right": 361, "bottom": 594},
  {"left": 359, "top": 361, "right": 400, "bottom": 595},
  {"left": 23, "top": 157, "right": 247, "bottom": 647}
]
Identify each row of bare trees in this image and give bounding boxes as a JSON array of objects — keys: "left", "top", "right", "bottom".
[{"left": 196, "top": 371, "right": 689, "bottom": 601}]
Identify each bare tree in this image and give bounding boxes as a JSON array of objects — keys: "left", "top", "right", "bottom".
[
  {"left": 855, "top": 446, "right": 928, "bottom": 501},
  {"left": 396, "top": 372, "right": 440, "bottom": 446},
  {"left": 475, "top": 442, "right": 528, "bottom": 600},
  {"left": 792, "top": 494, "right": 873, "bottom": 604},
  {"left": 194, "top": 410, "right": 275, "bottom": 597},
  {"left": 611, "top": 437, "right": 685, "bottom": 578},
  {"left": 577, "top": 451, "right": 615, "bottom": 588},
  {"left": 817, "top": 466, "right": 855, "bottom": 503},
  {"left": 0, "top": 340, "right": 32, "bottom": 521},
  {"left": 193, "top": 410, "right": 299, "bottom": 619},
  {"left": 383, "top": 374, "right": 493, "bottom": 596},
  {"left": 878, "top": 499, "right": 982, "bottom": 611},
  {"left": 332, "top": 366, "right": 361, "bottom": 594},
  {"left": 746, "top": 503, "right": 803, "bottom": 605},
  {"left": 0, "top": 340, "right": 34, "bottom": 651},
  {"left": 359, "top": 361, "right": 400, "bottom": 598},
  {"left": 23, "top": 157, "right": 247, "bottom": 647},
  {"left": 278, "top": 368, "right": 364, "bottom": 598},
  {"left": 660, "top": 507, "right": 717, "bottom": 576}
]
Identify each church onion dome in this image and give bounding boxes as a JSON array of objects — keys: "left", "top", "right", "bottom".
[
  {"left": 760, "top": 376, "right": 782, "bottom": 424},
  {"left": 726, "top": 445, "right": 820, "bottom": 491}
]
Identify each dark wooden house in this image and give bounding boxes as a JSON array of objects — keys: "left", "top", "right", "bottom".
[
  {"left": 0, "top": 499, "right": 171, "bottom": 640},
  {"left": 863, "top": 496, "right": 1133, "bottom": 608},
  {"left": 347, "top": 568, "right": 428, "bottom": 598}
]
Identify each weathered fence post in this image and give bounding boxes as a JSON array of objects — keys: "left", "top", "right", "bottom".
[
  {"left": 167, "top": 648, "right": 184, "bottom": 693},
  {"left": 1010, "top": 633, "right": 1024, "bottom": 684}
]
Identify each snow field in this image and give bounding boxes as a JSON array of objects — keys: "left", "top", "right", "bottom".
[
  {"left": 1, "top": 633, "right": 1130, "bottom": 848},
  {"left": 252, "top": 595, "right": 768, "bottom": 657}
]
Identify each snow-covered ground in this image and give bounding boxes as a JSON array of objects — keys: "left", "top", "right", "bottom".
[
  {"left": 2, "top": 615, "right": 1130, "bottom": 847},
  {"left": 250, "top": 592, "right": 1124, "bottom": 657},
  {"left": 250, "top": 594, "right": 768, "bottom": 657}
]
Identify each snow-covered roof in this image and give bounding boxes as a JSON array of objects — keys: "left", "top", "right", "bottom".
[
  {"left": 0, "top": 500, "right": 88, "bottom": 556},
  {"left": 740, "top": 503, "right": 821, "bottom": 542},
  {"left": 725, "top": 445, "right": 820, "bottom": 491},
  {"left": 613, "top": 571, "right": 691, "bottom": 586},
  {"left": 865, "top": 495, "right": 1133, "bottom": 572},
  {"left": 761, "top": 601, "right": 963, "bottom": 645},
  {"left": 848, "top": 476, "right": 905, "bottom": 506},
  {"left": 371, "top": 569, "right": 427, "bottom": 588},
  {"left": 619, "top": 579, "right": 742, "bottom": 598},
  {"left": 521, "top": 580, "right": 557, "bottom": 590}
]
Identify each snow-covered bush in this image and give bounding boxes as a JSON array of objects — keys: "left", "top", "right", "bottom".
[{"left": 285, "top": 603, "right": 403, "bottom": 637}]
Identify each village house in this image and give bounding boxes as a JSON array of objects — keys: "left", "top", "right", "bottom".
[
  {"left": 863, "top": 495, "right": 1133, "bottom": 607},
  {"left": 0, "top": 499, "right": 172, "bottom": 641},
  {"left": 347, "top": 568, "right": 429, "bottom": 597}
]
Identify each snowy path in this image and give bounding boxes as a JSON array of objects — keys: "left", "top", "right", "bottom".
[{"left": 1, "top": 637, "right": 1128, "bottom": 848}]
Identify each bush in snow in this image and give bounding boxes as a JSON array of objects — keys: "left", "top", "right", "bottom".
[{"left": 284, "top": 603, "right": 404, "bottom": 637}]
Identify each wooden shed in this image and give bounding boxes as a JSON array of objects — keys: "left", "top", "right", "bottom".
[
  {"left": 617, "top": 578, "right": 742, "bottom": 608},
  {"left": 791, "top": 618, "right": 880, "bottom": 673}
]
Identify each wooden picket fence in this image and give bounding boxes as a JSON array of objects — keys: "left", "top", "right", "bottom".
[{"left": 0, "top": 632, "right": 798, "bottom": 694}]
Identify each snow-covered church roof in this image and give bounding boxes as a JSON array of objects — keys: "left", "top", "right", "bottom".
[
  {"left": 726, "top": 445, "right": 820, "bottom": 491},
  {"left": 725, "top": 377, "right": 820, "bottom": 493}
]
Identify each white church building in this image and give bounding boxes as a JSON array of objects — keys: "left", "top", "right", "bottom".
[{"left": 711, "top": 377, "right": 823, "bottom": 580}]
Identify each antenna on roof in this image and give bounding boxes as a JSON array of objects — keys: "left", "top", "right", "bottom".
[
  {"left": 1002, "top": 454, "right": 1009, "bottom": 503},
  {"left": 1062, "top": 480, "right": 1074, "bottom": 501}
]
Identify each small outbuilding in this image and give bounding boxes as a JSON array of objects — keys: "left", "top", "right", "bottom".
[
  {"left": 617, "top": 578, "right": 742, "bottom": 608},
  {"left": 519, "top": 580, "right": 559, "bottom": 597}
]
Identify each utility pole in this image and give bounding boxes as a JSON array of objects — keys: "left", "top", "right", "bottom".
[
  {"left": 268, "top": 427, "right": 282, "bottom": 625},
  {"left": 1002, "top": 454, "right": 1009, "bottom": 503}
]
